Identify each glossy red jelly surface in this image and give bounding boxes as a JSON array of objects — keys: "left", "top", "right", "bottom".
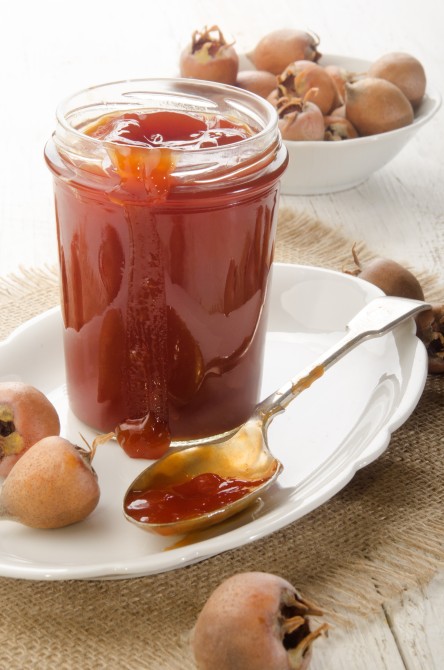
[
  {"left": 86, "top": 109, "right": 254, "bottom": 148},
  {"left": 49, "top": 108, "right": 285, "bottom": 457},
  {"left": 124, "top": 472, "right": 267, "bottom": 524}
]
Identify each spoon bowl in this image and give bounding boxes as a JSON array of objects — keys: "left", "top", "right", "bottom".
[
  {"left": 124, "top": 296, "right": 430, "bottom": 536},
  {"left": 125, "top": 421, "right": 281, "bottom": 535}
]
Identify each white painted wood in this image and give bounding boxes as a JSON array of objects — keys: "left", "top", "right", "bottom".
[
  {"left": 310, "top": 610, "right": 407, "bottom": 669},
  {"left": 383, "top": 572, "right": 444, "bottom": 670},
  {"left": 1, "top": 1, "right": 443, "bottom": 667}
]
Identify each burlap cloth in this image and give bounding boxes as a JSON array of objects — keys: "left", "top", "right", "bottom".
[{"left": 0, "top": 208, "right": 443, "bottom": 669}]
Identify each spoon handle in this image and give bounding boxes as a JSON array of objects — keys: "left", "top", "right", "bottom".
[{"left": 257, "top": 296, "right": 430, "bottom": 422}]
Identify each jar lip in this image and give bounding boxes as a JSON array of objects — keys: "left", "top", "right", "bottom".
[{"left": 55, "top": 77, "right": 279, "bottom": 153}]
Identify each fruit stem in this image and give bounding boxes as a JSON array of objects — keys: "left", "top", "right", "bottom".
[
  {"left": 288, "top": 622, "right": 329, "bottom": 668},
  {"left": 78, "top": 431, "right": 115, "bottom": 462},
  {"left": 191, "top": 25, "right": 232, "bottom": 56},
  {"left": 291, "top": 591, "right": 324, "bottom": 617},
  {"left": 282, "top": 615, "right": 306, "bottom": 634}
]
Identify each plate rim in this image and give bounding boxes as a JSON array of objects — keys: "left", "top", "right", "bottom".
[{"left": 0, "top": 262, "right": 428, "bottom": 580}]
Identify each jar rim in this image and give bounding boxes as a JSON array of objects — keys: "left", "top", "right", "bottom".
[{"left": 55, "top": 77, "right": 279, "bottom": 154}]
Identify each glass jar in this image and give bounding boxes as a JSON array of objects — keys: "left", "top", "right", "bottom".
[{"left": 45, "top": 78, "right": 288, "bottom": 458}]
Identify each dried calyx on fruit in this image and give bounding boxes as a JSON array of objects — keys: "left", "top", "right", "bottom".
[
  {"left": 192, "top": 572, "right": 328, "bottom": 670},
  {"left": 324, "top": 115, "right": 358, "bottom": 141},
  {"left": 269, "top": 61, "right": 337, "bottom": 116},
  {"left": 276, "top": 95, "right": 324, "bottom": 141},
  {"left": 179, "top": 25, "right": 239, "bottom": 85},
  {"left": 0, "top": 382, "right": 61, "bottom": 477}
]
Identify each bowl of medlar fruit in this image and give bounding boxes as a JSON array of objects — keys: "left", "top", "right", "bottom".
[{"left": 179, "top": 27, "right": 441, "bottom": 195}]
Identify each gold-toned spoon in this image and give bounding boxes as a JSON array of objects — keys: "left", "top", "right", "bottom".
[{"left": 123, "top": 296, "right": 430, "bottom": 536}]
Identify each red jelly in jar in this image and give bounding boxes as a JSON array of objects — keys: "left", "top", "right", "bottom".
[{"left": 45, "top": 79, "right": 288, "bottom": 458}]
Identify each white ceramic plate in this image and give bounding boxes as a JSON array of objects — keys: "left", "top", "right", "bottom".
[
  {"left": 245, "top": 53, "right": 441, "bottom": 195},
  {"left": 0, "top": 263, "right": 428, "bottom": 580}
]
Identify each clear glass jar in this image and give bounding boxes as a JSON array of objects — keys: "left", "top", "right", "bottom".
[{"left": 45, "top": 78, "right": 288, "bottom": 458}]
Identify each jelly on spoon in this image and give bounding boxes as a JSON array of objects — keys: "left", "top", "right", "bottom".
[{"left": 123, "top": 296, "right": 430, "bottom": 536}]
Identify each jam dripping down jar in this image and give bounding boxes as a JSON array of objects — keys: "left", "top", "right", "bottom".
[{"left": 45, "top": 78, "right": 288, "bottom": 458}]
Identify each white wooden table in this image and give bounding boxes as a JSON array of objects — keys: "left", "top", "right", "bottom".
[{"left": 1, "top": 1, "right": 443, "bottom": 667}]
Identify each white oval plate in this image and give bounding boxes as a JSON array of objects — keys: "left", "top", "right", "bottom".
[{"left": 0, "top": 263, "right": 427, "bottom": 580}]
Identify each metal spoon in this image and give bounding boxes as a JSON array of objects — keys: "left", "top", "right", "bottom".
[{"left": 123, "top": 296, "right": 430, "bottom": 536}]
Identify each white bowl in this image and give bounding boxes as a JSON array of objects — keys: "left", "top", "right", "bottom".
[{"left": 277, "top": 54, "right": 441, "bottom": 195}]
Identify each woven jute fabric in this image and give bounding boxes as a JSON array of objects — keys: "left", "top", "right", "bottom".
[{"left": 0, "top": 208, "right": 443, "bottom": 670}]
